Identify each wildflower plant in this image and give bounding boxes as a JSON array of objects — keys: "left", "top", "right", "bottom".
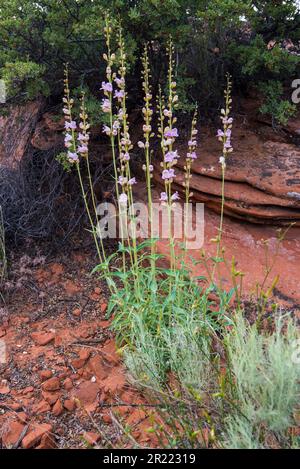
[{"left": 61, "top": 16, "right": 300, "bottom": 449}]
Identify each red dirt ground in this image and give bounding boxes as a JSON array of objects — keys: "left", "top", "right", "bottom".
[{"left": 0, "top": 242, "right": 160, "bottom": 449}]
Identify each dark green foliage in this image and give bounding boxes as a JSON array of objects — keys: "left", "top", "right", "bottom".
[
  {"left": 259, "top": 81, "right": 297, "bottom": 125},
  {"left": 0, "top": 1, "right": 299, "bottom": 119}
]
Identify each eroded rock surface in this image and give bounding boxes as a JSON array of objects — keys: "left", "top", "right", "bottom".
[
  {"left": 153, "top": 120, "right": 300, "bottom": 225},
  {"left": 0, "top": 100, "right": 45, "bottom": 168}
]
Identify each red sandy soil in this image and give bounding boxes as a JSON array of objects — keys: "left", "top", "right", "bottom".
[{"left": 0, "top": 242, "right": 160, "bottom": 449}]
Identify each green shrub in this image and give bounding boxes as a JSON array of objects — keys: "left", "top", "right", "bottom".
[
  {"left": 259, "top": 80, "right": 297, "bottom": 125},
  {"left": 1, "top": 1, "right": 299, "bottom": 115},
  {"left": 1, "top": 61, "right": 49, "bottom": 101}
]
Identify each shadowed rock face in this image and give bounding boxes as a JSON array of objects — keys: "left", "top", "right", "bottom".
[
  {"left": 31, "top": 112, "right": 64, "bottom": 151},
  {"left": 0, "top": 100, "right": 45, "bottom": 168},
  {"left": 153, "top": 119, "right": 300, "bottom": 225}
]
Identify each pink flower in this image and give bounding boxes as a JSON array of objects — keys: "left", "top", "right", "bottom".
[
  {"left": 115, "top": 77, "right": 125, "bottom": 88},
  {"left": 103, "top": 125, "right": 111, "bottom": 136},
  {"left": 160, "top": 192, "right": 168, "bottom": 202},
  {"left": 64, "top": 134, "right": 72, "bottom": 148},
  {"left": 164, "top": 128, "right": 179, "bottom": 138},
  {"left": 78, "top": 133, "right": 89, "bottom": 142},
  {"left": 221, "top": 117, "right": 233, "bottom": 125},
  {"left": 128, "top": 177, "right": 137, "bottom": 185},
  {"left": 187, "top": 151, "right": 197, "bottom": 160},
  {"left": 78, "top": 145, "right": 88, "bottom": 154},
  {"left": 171, "top": 192, "right": 180, "bottom": 201},
  {"left": 164, "top": 150, "right": 179, "bottom": 163},
  {"left": 101, "top": 81, "right": 113, "bottom": 93},
  {"left": 101, "top": 99, "right": 111, "bottom": 113},
  {"left": 162, "top": 169, "right": 175, "bottom": 180},
  {"left": 65, "top": 121, "right": 77, "bottom": 130},
  {"left": 67, "top": 151, "right": 79, "bottom": 163},
  {"left": 118, "top": 176, "right": 127, "bottom": 186},
  {"left": 121, "top": 152, "right": 130, "bottom": 161},
  {"left": 114, "top": 90, "right": 125, "bottom": 100}
]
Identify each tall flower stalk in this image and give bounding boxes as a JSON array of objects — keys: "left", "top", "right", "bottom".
[
  {"left": 102, "top": 15, "right": 119, "bottom": 202},
  {"left": 183, "top": 107, "right": 198, "bottom": 254},
  {"left": 139, "top": 43, "right": 155, "bottom": 275},
  {"left": 63, "top": 66, "right": 104, "bottom": 265},
  {"left": 115, "top": 26, "right": 139, "bottom": 281},
  {"left": 213, "top": 74, "right": 233, "bottom": 282},
  {"left": 158, "top": 37, "right": 179, "bottom": 272},
  {"left": 80, "top": 92, "right": 107, "bottom": 264}
]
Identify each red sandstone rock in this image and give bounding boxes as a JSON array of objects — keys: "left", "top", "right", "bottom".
[
  {"left": 63, "top": 399, "right": 75, "bottom": 412},
  {"left": 71, "top": 381, "right": 100, "bottom": 412},
  {"left": 63, "top": 377, "right": 73, "bottom": 391},
  {"left": 33, "top": 400, "right": 51, "bottom": 414},
  {"left": 101, "top": 367, "right": 126, "bottom": 394},
  {"left": 22, "top": 423, "right": 52, "bottom": 449},
  {"left": 42, "top": 377, "right": 60, "bottom": 392},
  {"left": 31, "top": 331, "right": 55, "bottom": 346},
  {"left": 52, "top": 399, "right": 63, "bottom": 417},
  {"left": 41, "top": 390, "right": 60, "bottom": 406},
  {"left": 36, "top": 432, "right": 57, "bottom": 449},
  {"left": 39, "top": 370, "right": 53, "bottom": 381},
  {"left": 86, "top": 355, "right": 108, "bottom": 381},
  {"left": 0, "top": 383, "right": 10, "bottom": 394},
  {"left": 82, "top": 431, "right": 100, "bottom": 446},
  {"left": 72, "top": 308, "right": 81, "bottom": 317},
  {"left": 2, "top": 420, "right": 26, "bottom": 448}
]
